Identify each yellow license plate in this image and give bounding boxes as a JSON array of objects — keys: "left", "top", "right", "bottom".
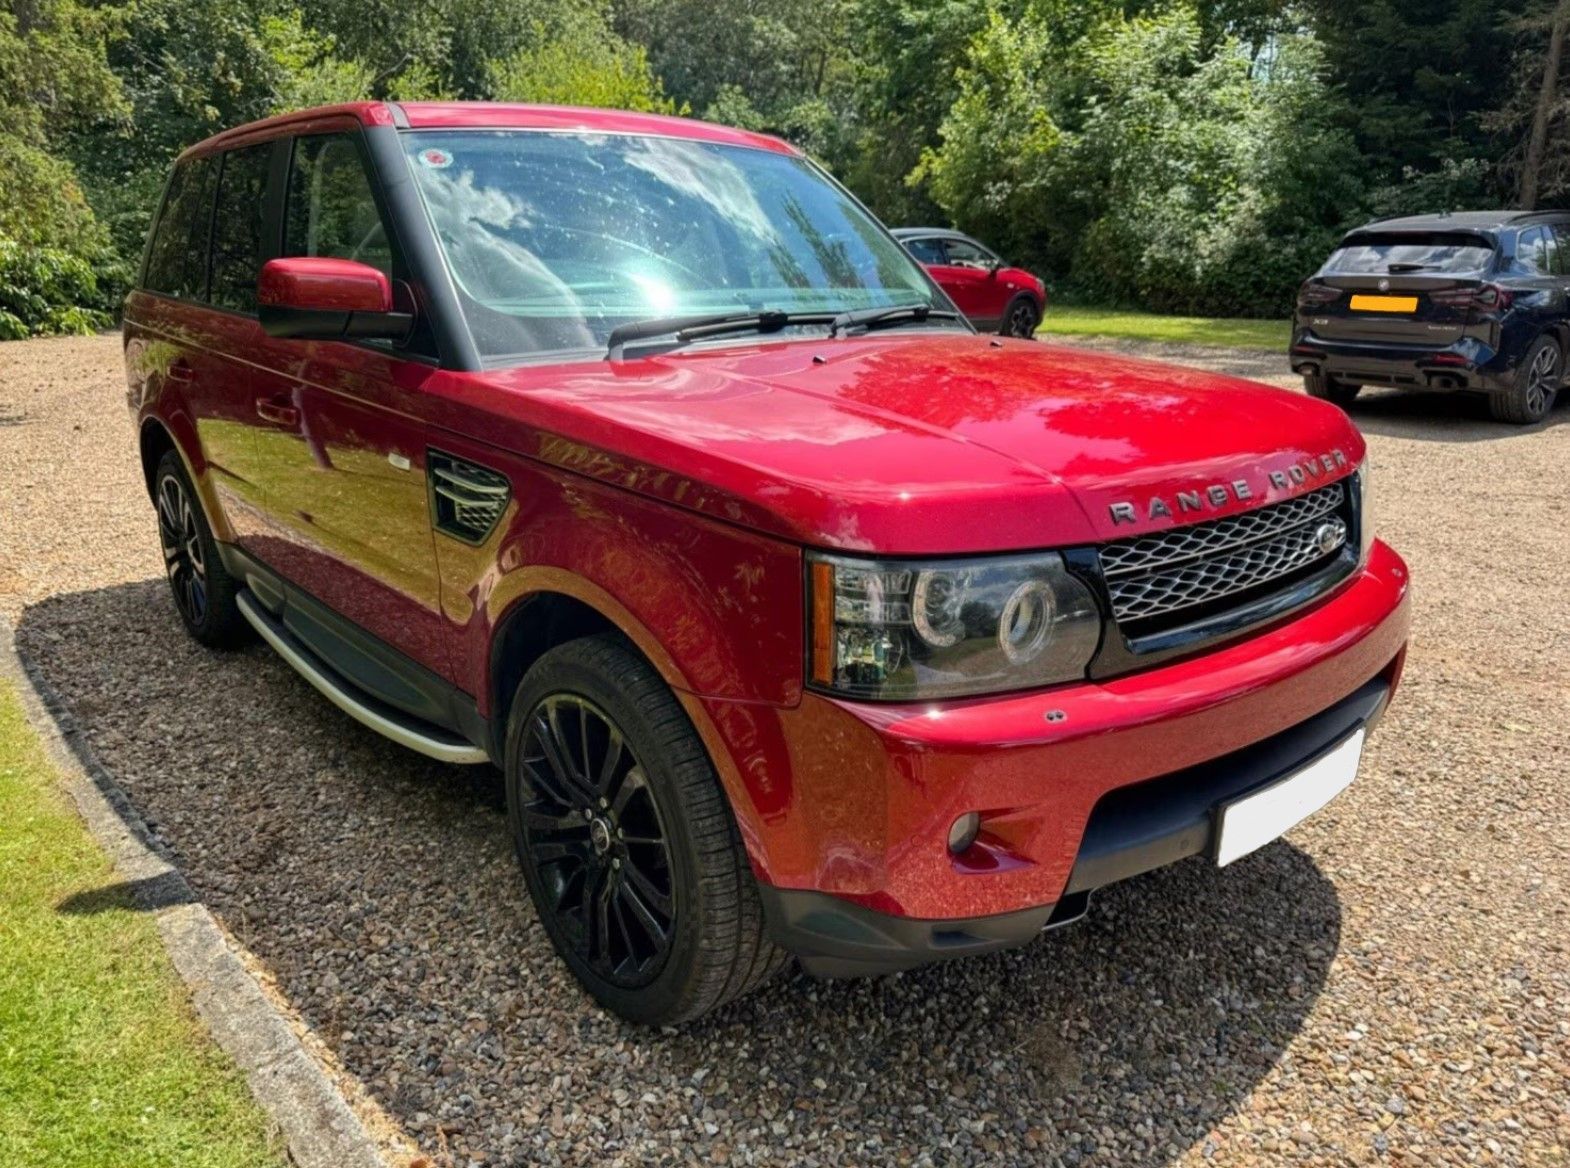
[{"left": 1349, "top": 294, "right": 1418, "bottom": 313}]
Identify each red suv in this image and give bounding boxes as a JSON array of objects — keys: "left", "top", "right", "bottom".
[
  {"left": 892, "top": 227, "right": 1047, "bottom": 337},
  {"left": 124, "top": 103, "right": 1411, "bottom": 1025}
]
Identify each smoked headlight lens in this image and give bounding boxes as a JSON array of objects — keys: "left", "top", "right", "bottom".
[{"left": 808, "top": 551, "right": 1101, "bottom": 700}]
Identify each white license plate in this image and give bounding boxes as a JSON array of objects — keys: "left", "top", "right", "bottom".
[{"left": 1215, "top": 730, "right": 1365, "bottom": 866}]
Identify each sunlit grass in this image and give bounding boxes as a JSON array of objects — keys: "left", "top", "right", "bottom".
[
  {"left": 0, "top": 682, "right": 286, "bottom": 1167},
  {"left": 1038, "top": 305, "right": 1290, "bottom": 350}
]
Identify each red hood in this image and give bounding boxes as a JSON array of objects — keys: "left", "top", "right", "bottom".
[{"left": 436, "top": 334, "right": 1363, "bottom": 555}]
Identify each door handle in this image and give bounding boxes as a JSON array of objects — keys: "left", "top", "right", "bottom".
[
  {"left": 255, "top": 396, "right": 300, "bottom": 427},
  {"left": 166, "top": 358, "right": 195, "bottom": 383}
]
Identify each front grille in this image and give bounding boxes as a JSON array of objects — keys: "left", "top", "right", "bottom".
[{"left": 1100, "top": 481, "right": 1350, "bottom": 631}]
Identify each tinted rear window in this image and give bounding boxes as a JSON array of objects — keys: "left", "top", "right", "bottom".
[
  {"left": 1322, "top": 232, "right": 1496, "bottom": 276},
  {"left": 144, "top": 156, "right": 219, "bottom": 299},
  {"left": 208, "top": 142, "right": 275, "bottom": 313}
]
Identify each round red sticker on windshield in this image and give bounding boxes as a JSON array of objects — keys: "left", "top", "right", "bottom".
[{"left": 418, "top": 148, "right": 452, "bottom": 169}]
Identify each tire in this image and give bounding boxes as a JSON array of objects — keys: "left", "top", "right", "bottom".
[
  {"left": 504, "top": 634, "right": 786, "bottom": 1024},
  {"left": 1490, "top": 334, "right": 1561, "bottom": 424},
  {"left": 1303, "top": 371, "right": 1361, "bottom": 409},
  {"left": 1000, "top": 295, "right": 1040, "bottom": 339},
  {"left": 153, "top": 449, "right": 249, "bottom": 648}
]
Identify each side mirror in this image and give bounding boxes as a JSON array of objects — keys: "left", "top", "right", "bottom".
[
  {"left": 986, "top": 259, "right": 1003, "bottom": 277},
  {"left": 257, "top": 257, "right": 413, "bottom": 341}
]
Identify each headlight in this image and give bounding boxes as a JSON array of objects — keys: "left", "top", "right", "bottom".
[
  {"left": 1355, "top": 457, "right": 1373, "bottom": 559},
  {"left": 808, "top": 551, "right": 1101, "bottom": 700}
]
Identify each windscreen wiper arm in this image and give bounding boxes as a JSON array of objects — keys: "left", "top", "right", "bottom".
[
  {"left": 1385, "top": 262, "right": 1432, "bottom": 273},
  {"left": 829, "top": 303, "right": 964, "bottom": 337},
  {"left": 605, "top": 309, "right": 835, "bottom": 358}
]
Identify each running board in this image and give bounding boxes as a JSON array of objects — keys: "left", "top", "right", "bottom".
[{"left": 236, "top": 591, "right": 489, "bottom": 765}]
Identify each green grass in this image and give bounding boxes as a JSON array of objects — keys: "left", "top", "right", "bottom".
[
  {"left": 0, "top": 681, "right": 286, "bottom": 1167},
  {"left": 1038, "top": 304, "right": 1291, "bottom": 350}
]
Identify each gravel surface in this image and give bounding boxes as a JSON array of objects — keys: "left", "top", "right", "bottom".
[{"left": 3, "top": 332, "right": 1568, "bottom": 1167}]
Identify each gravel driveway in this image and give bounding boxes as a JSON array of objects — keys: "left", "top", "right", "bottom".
[{"left": 2, "top": 333, "right": 1567, "bottom": 1166}]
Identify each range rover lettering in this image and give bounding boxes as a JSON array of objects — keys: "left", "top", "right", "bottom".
[{"left": 124, "top": 103, "right": 1411, "bottom": 1024}]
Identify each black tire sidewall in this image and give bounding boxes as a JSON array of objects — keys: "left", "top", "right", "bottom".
[
  {"left": 1502, "top": 334, "right": 1559, "bottom": 423},
  {"left": 154, "top": 450, "right": 241, "bottom": 645},
  {"left": 503, "top": 640, "right": 716, "bottom": 1024},
  {"left": 1001, "top": 295, "right": 1039, "bottom": 338}
]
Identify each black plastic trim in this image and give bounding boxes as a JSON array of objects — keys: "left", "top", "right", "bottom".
[
  {"left": 1063, "top": 675, "right": 1389, "bottom": 895},
  {"left": 218, "top": 543, "right": 495, "bottom": 761},
  {"left": 759, "top": 886, "right": 1078, "bottom": 978}
]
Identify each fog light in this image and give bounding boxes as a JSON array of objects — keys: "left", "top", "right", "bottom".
[{"left": 948, "top": 812, "right": 981, "bottom": 854}]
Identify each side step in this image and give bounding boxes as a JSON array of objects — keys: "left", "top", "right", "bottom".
[{"left": 236, "top": 591, "right": 489, "bottom": 765}]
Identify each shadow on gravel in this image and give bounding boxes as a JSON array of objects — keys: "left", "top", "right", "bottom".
[
  {"left": 19, "top": 578, "right": 1341, "bottom": 1167},
  {"left": 1345, "top": 386, "right": 1570, "bottom": 443}
]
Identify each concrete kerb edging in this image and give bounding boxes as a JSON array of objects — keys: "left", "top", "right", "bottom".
[{"left": 2, "top": 625, "right": 392, "bottom": 1168}]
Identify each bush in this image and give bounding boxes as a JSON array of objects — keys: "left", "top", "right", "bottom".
[{"left": 0, "top": 239, "right": 117, "bottom": 339}]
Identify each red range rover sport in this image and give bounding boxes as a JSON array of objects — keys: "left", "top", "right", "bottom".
[{"left": 124, "top": 103, "right": 1411, "bottom": 1024}]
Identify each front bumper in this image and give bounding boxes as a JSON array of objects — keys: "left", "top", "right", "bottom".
[
  {"left": 763, "top": 674, "right": 1390, "bottom": 976},
  {"left": 1289, "top": 330, "right": 1511, "bottom": 392},
  {"left": 712, "top": 540, "right": 1410, "bottom": 972}
]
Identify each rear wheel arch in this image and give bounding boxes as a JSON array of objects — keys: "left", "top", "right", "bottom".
[{"left": 138, "top": 417, "right": 179, "bottom": 502}]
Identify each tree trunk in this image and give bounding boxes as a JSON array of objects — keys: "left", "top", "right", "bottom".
[{"left": 1521, "top": 0, "right": 1570, "bottom": 209}]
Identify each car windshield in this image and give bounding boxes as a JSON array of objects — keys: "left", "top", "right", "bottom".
[
  {"left": 1321, "top": 232, "right": 1496, "bottom": 275},
  {"left": 400, "top": 130, "right": 943, "bottom": 362}
]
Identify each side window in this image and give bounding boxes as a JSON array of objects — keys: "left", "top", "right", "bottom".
[
  {"left": 904, "top": 237, "right": 946, "bottom": 265},
  {"left": 1553, "top": 225, "right": 1570, "bottom": 275},
  {"left": 144, "top": 156, "right": 218, "bottom": 300},
  {"left": 1516, "top": 226, "right": 1552, "bottom": 276},
  {"left": 208, "top": 143, "right": 275, "bottom": 313},
  {"left": 943, "top": 237, "right": 994, "bottom": 269},
  {"left": 284, "top": 134, "right": 392, "bottom": 275}
]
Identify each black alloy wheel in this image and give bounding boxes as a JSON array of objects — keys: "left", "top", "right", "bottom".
[
  {"left": 1002, "top": 296, "right": 1040, "bottom": 338},
  {"left": 153, "top": 449, "right": 248, "bottom": 647},
  {"left": 158, "top": 469, "right": 209, "bottom": 629},
  {"left": 504, "top": 634, "right": 785, "bottom": 1024},
  {"left": 515, "top": 694, "right": 676, "bottom": 987}
]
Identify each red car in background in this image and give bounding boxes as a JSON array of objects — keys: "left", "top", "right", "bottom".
[{"left": 893, "top": 227, "right": 1046, "bottom": 337}]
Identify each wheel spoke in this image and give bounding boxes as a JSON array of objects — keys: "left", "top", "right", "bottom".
[
  {"left": 621, "top": 856, "right": 672, "bottom": 918},
  {"left": 534, "top": 707, "right": 595, "bottom": 804},
  {"left": 521, "top": 804, "right": 583, "bottom": 834},
  {"left": 596, "top": 729, "right": 625, "bottom": 796},
  {"left": 617, "top": 878, "right": 671, "bottom": 946}
]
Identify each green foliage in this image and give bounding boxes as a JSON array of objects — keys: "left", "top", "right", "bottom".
[
  {"left": 919, "top": 4, "right": 1365, "bottom": 317},
  {"left": 0, "top": 238, "right": 118, "bottom": 339},
  {"left": 0, "top": 0, "right": 1553, "bottom": 336},
  {"left": 489, "top": 19, "right": 681, "bottom": 112}
]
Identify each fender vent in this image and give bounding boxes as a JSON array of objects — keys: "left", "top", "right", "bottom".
[{"left": 428, "top": 450, "right": 510, "bottom": 544}]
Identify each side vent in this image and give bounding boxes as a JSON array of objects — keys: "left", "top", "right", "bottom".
[{"left": 428, "top": 449, "right": 511, "bottom": 545}]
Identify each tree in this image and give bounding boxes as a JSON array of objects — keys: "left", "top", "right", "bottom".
[{"left": 489, "top": 17, "right": 679, "bottom": 112}]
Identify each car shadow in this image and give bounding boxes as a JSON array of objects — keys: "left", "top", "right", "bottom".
[
  {"left": 1343, "top": 385, "right": 1570, "bottom": 442},
  {"left": 18, "top": 578, "right": 1341, "bottom": 1166}
]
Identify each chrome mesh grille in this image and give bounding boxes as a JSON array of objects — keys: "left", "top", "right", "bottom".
[{"left": 1101, "top": 482, "right": 1349, "bottom": 626}]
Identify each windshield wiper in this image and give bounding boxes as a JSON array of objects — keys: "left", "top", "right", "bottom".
[
  {"left": 1385, "top": 262, "right": 1432, "bottom": 273},
  {"left": 829, "top": 303, "right": 964, "bottom": 337},
  {"left": 605, "top": 309, "right": 834, "bottom": 358}
]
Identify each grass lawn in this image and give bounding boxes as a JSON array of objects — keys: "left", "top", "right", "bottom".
[
  {"left": 1037, "top": 304, "right": 1291, "bottom": 350},
  {"left": 0, "top": 680, "right": 286, "bottom": 1167}
]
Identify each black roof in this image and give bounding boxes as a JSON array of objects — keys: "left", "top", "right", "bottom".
[{"left": 1350, "top": 210, "right": 1569, "bottom": 234}]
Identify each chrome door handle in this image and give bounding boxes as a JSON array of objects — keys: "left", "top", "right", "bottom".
[{"left": 255, "top": 397, "right": 300, "bottom": 427}]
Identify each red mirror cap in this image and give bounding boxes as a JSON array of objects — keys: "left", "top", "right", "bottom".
[{"left": 258, "top": 257, "right": 392, "bottom": 315}]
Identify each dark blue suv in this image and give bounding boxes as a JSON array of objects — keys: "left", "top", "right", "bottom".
[{"left": 1290, "top": 211, "right": 1570, "bottom": 424}]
